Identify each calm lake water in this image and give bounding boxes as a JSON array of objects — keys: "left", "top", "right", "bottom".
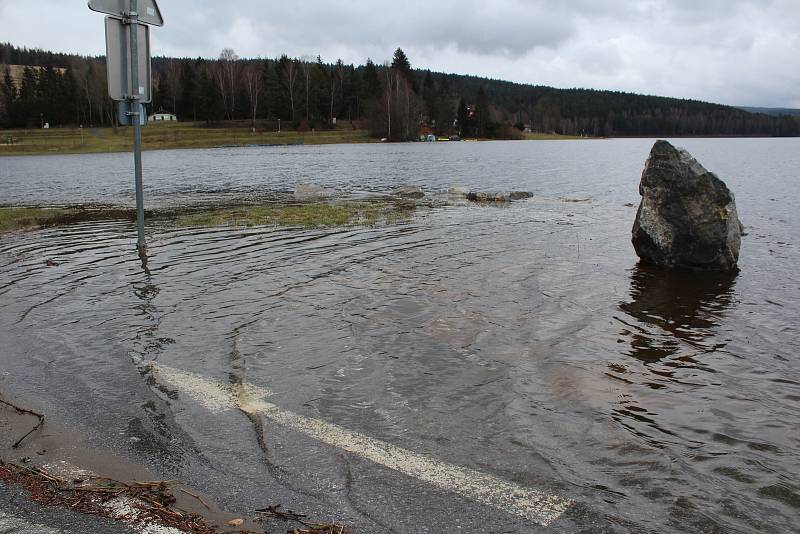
[{"left": 1, "top": 139, "right": 799, "bottom": 532}]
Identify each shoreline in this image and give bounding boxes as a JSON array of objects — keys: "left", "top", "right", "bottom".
[
  {"left": 2, "top": 130, "right": 795, "bottom": 158},
  {"left": 0, "top": 123, "right": 588, "bottom": 157}
]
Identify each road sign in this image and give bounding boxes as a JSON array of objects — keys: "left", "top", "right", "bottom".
[
  {"left": 88, "top": 0, "right": 164, "bottom": 26},
  {"left": 105, "top": 16, "right": 151, "bottom": 102}
]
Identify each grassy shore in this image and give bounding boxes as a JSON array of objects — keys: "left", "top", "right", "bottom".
[
  {"left": 522, "top": 132, "right": 585, "bottom": 140},
  {"left": 0, "top": 121, "right": 374, "bottom": 156},
  {"left": 0, "top": 122, "right": 589, "bottom": 157},
  {"left": 176, "top": 201, "right": 415, "bottom": 229},
  {"left": 0, "top": 207, "right": 78, "bottom": 232}
]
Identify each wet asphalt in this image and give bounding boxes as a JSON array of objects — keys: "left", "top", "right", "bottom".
[{"left": 0, "top": 481, "right": 133, "bottom": 534}]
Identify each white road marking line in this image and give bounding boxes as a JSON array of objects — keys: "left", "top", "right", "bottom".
[{"left": 153, "top": 365, "right": 573, "bottom": 527}]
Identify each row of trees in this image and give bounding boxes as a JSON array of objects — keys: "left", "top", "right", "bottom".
[
  {"left": 2, "top": 42, "right": 799, "bottom": 138},
  {"left": 1, "top": 59, "right": 117, "bottom": 129}
]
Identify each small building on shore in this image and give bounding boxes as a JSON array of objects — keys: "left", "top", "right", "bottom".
[{"left": 148, "top": 110, "right": 177, "bottom": 122}]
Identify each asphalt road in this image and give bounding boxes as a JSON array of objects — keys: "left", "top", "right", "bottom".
[{"left": 0, "top": 481, "right": 133, "bottom": 534}]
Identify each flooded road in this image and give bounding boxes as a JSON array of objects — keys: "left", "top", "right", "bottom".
[{"left": 1, "top": 139, "right": 799, "bottom": 532}]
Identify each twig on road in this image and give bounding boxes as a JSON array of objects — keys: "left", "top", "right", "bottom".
[{"left": 0, "top": 396, "right": 46, "bottom": 448}]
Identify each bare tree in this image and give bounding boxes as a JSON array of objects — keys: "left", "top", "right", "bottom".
[
  {"left": 300, "top": 55, "right": 314, "bottom": 122},
  {"left": 244, "top": 64, "right": 263, "bottom": 131},
  {"left": 165, "top": 58, "right": 180, "bottom": 114},
  {"left": 213, "top": 63, "right": 229, "bottom": 120},
  {"left": 279, "top": 56, "right": 299, "bottom": 121},
  {"left": 82, "top": 68, "right": 94, "bottom": 125},
  {"left": 335, "top": 59, "right": 346, "bottom": 120},
  {"left": 218, "top": 48, "right": 239, "bottom": 120},
  {"left": 383, "top": 62, "right": 395, "bottom": 139},
  {"left": 403, "top": 76, "right": 410, "bottom": 139},
  {"left": 328, "top": 64, "right": 338, "bottom": 124}
]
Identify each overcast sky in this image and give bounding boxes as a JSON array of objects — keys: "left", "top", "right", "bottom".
[{"left": 1, "top": 0, "right": 798, "bottom": 107}]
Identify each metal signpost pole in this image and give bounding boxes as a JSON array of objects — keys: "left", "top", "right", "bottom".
[
  {"left": 89, "top": 0, "right": 162, "bottom": 260},
  {"left": 126, "top": 0, "right": 147, "bottom": 259}
]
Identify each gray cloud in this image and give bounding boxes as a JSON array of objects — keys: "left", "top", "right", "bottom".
[{"left": 0, "top": 0, "right": 798, "bottom": 107}]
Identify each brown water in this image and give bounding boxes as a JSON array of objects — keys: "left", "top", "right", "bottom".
[{"left": 1, "top": 139, "right": 799, "bottom": 532}]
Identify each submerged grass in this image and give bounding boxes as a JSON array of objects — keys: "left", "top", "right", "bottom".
[
  {"left": 0, "top": 207, "right": 78, "bottom": 232},
  {"left": 0, "top": 200, "right": 417, "bottom": 234},
  {"left": 176, "top": 201, "right": 415, "bottom": 229}
]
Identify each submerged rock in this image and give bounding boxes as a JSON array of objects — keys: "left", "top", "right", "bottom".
[
  {"left": 466, "top": 191, "right": 532, "bottom": 202},
  {"left": 294, "top": 184, "right": 334, "bottom": 200},
  {"left": 447, "top": 186, "right": 470, "bottom": 197},
  {"left": 632, "top": 140, "right": 742, "bottom": 271},
  {"left": 392, "top": 186, "right": 425, "bottom": 199}
]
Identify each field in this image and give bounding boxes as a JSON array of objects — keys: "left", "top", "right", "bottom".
[{"left": 0, "top": 121, "right": 374, "bottom": 156}]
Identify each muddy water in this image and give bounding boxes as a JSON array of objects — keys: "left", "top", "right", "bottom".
[{"left": 1, "top": 138, "right": 799, "bottom": 532}]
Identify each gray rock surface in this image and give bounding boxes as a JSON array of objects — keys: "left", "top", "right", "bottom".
[
  {"left": 632, "top": 140, "right": 742, "bottom": 271},
  {"left": 392, "top": 186, "right": 425, "bottom": 199}
]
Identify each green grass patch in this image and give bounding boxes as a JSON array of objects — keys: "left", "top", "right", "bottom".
[
  {"left": 176, "top": 201, "right": 415, "bottom": 229},
  {"left": 0, "top": 207, "right": 77, "bottom": 232},
  {"left": 0, "top": 122, "right": 374, "bottom": 157},
  {"left": 0, "top": 201, "right": 415, "bottom": 234}
]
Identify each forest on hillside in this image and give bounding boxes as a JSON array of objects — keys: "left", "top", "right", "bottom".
[{"left": 2, "top": 42, "right": 799, "bottom": 139}]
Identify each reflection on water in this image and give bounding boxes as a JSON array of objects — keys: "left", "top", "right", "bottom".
[
  {"left": 608, "top": 266, "right": 739, "bottom": 451},
  {"left": 619, "top": 265, "right": 737, "bottom": 362}
]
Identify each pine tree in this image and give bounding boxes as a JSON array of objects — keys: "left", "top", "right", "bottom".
[
  {"left": 476, "top": 86, "right": 490, "bottom": 137},
  {"left": 1, "top": 66, "right": 17, "bottom": 127},
  {"left": 262, "top": 60, "right": 280, "bottom": 120},
  {"left": 19, "top": 66, "right": 39, "bottom": 127},
  {"left": 59, "top": 68, "right": 80, "bottom": 125},
  {"left": 361, "top": 59, "right": 382, "bottom": 100},
  {"left": 390, "top": 48, "right": 416, "bottom": 92},
  {"left": 391, "top": 48, "right": 411, "bottom": 76},
  {"left": 457, "top": 97, "right": 469, "bottom": 136},
  {"left": 422, "top": 70, "right": 437, "bottom": 125},
  {"left": 178, "top": 61, "right": 197, "bottom": 121}
]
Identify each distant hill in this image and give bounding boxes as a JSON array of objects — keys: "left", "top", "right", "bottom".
[
  {"left": 0, "top": 64, "right": 66, "bottom": 86},
  {"left": 2, "top": 42, "right": 799, "bottom": 137},
  {"left": 740, "top": 107, "right": 800, "bottom": 117}
]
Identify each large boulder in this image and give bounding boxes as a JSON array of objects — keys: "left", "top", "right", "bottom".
[{"left": 632, "top": 140, "right": 742, "bottom": 271}]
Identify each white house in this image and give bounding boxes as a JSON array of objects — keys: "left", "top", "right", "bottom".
[{"left": 148, "top": 111, "right": 177, "bottom": 122}]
